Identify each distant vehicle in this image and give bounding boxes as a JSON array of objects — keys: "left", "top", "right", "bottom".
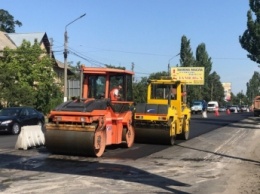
[
  {"left": 240, "top": 105, "right": 248, "bottom": 112},
  {"left": 0, "top": 107, "right": 45, "bottom": 135},
  {"left": 207, "top": 101, "right": 219, "bottom": 112},
  {"left": 228, "top": 105, "right": 240, "bottom": 113},
  {"left": 191, "top": 100, "right": 203, "bottom": 114},
  {"left": 218, "top": 106, "right": 227, "bottom": 112}
]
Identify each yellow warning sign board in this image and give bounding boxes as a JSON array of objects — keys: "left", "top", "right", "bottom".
[{"left": 171, "top": 67, "right": 205, "bottom": 85}]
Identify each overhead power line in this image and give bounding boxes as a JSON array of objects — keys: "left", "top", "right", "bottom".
[
  {"left": 212, "top": 57, "right": 250, "bottom": 60},
  {"left": 69, "top": 50, "right": 105, "bottom": 67}
]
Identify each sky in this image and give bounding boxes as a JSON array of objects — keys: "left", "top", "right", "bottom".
[{"left": 1, "top": 0, "right": 259, "bottom": 95}]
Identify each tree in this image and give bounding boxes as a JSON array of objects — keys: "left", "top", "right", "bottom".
[
  {"left": 0, "top": 9, "right": 22, "bottom": 33},
  {"left": 236, "top": 92, "right": 249, "bottom": 106},
  {"left": 239, "top": 0, "right": 260, "bottom": 64},
  {"left": 105, "top": 64, "right": 125, "bottom": 70},
  {"left": 176, "top": 35, "right": 225, "bottom": 104},
  {"left": 179, "top": 35, "right": 196, "bottom": 105},
  {"left": 208, "top": 71, "right": 225, "bottom": 103},
  {"left": 132, "top": 71, "right": 170, "bottom": 103},
  {"left": 68, "top": 61, "right": 81, "bottom": 80},
  {"left": 195, "top": 43, "right": 212, "bottom": 80},
  {"left": 179, "top": 35, "right": 195, "bottom": 67},
  {"left": 194, "top": 43, "right": 213, "bottom": 101},
  {"left": 0, "top": 40, "right": 63, "bottom": 114},
  {"left": 229, "top": 91, "right": 248, "bottom": 106},
  {"left": 149, "top": 71, "right": 169, "bottom": 79},
  {"left": 246, "top": 71, "right": 260, "bottom": 103},
  {"left": 133, "top": 77, "right": 148, "bottom": 103}
]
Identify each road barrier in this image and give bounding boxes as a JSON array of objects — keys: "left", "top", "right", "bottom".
[
  {"left": 202, "top": 111, "right": 207, "bottom": 118},
  {"left": 15, "top": 125, "right": 45, "bottom": 150},
  {"left": 226, "top": 109, "right": 230, "bottom": 115},
  {"left": 215, "top": 107, "right": 219, "bottom": 116}
]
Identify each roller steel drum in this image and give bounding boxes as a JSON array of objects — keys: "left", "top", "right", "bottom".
[{"left": 45, "top": 129, "right": 106, "bottom": 157}]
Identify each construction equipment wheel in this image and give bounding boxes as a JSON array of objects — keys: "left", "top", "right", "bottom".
[
  {"left": 93, "top": 129, "right": 106, "bottom": 157},
  {"left": 178, "top": 117, "right": 190, "bottom": 140},
  {"left": 45, "top": 128, "right": 106, "bottom": 157},
  {"left": 122, "top": 126, "right": 135, "bottom": 148},
  {"left": 169, "top": 120, "right": 176, "bottom": 145},
  {"left": 169, "top": 135, "right": 176, "bottom": 145}
]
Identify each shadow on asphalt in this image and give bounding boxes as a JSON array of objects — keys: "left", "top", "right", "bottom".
[
  {"left": 176, "top": 144, "right": 260, "bottom": 165},
  {"left": 191, "top": 112, "right": 256, "bottom": 129},
  {"left": 185, "top": 114, "right": 260, "bottom": 165},
  {"left": 0, "top": 153, "right": 191, "bottom": 194}
]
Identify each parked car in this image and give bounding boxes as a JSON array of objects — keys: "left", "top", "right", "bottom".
[
  {"left": 240, "top": 105, "right": 248, "bottom": 112},
  {"left": 218, "top": 106, "right": 227, "bottom": 112},
  {"left": 0, "top": 107, "right": 45, "bottom": 135},
  {"left": 228, "top": 105, "right": 240, "bottom": 113}
]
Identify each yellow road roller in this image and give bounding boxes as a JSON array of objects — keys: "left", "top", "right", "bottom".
[{"left": 134, "top": 77, "right": 191, "bottom": 145}]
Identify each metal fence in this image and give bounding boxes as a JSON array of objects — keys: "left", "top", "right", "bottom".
[{"left": 67, "top": 80, "right": 80, "bottom": 99}]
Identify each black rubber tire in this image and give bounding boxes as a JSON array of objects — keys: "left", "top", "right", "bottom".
[
  {"left": 169, "top": 120, "right": 176, "bottom": 145},
  {"left": 122, "top": 127, "right": 135, "bottom": 148},
  {"left": 169, "top": 135, "right": 176, "bottom": 145},
  {"left": 178, "top": 117, "right": 190, "bottom": 140},
  {"left": 11, "top": 123, "right": 20, "bottom": 135}
]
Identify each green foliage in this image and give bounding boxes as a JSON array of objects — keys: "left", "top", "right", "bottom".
[
  {"left": 133, "top": 77, "right": 148, "bottom": 103},
  {"left": 0, "top": 9, "right": 22, "bottom": 33},
  {"left": 239, "top": 0, "right": 260, "bottom": 63},
  {"left": 195, "top": 43, "right": 212, "bottom": 77},
  {"left": 149, "top": 71, "right": 169, "bottom": 79},
  {"left": 239, "top": 0, "right": 260, "bottom": 105},
  {"left": 68, "top": 61, "right": 81, "bottom": 80},
  {"left": 208, "top": 72, "right": 225, "bottom": 103},
  {"left": 179, "top": 36, "right": 196, "bottom": 104},
  {"left": 229, "top": 92, "right": 250, "bottom": 106},
  {"left": 132, "top": 35, "right": 226, "bottom": 105},
  {"left": 178, "top": 36, "right": 226, "bottom": 105},
  {"left": 193, "top": 43, "right": 213, "bottom": 101},
  {"left": 105, "top": 64, "right": 125, "bottom": 70},
  {"left": 35, "top": 83, "right": 63, "bottom": 113},
  {"left": 180, "top": 36, "right": 195, "bottom": 67},
  {"left": 132, "top": 71, "right": 169, "bottom": 103},
  {"left": 246, "top": 71, "right": 260, "bottom": 103},
  {"left": 0, "top": 40, "right": 63, "bottom": 114}
]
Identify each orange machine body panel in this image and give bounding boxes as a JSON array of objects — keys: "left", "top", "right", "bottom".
[{"left": 45, "top": 65, "right": 135, "bottom": 157}]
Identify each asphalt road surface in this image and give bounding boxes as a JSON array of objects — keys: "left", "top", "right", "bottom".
[{"left": 0, "top": 111, "right": 259, "bottom": 194}]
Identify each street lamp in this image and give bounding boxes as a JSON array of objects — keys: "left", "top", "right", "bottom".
[
  {"left": 64, "top": 13, "right": 86, "bottom": 102},
  {"left": 167, "top": 53, "right": 180, "bottom": 75}
]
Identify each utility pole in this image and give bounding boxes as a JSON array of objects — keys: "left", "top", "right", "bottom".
[
  {"left": 49, "top": 38, "right": 53, "bottom": 58},
  {"left": 64, "top": 30, "right": 68, "bottom": 102},
  {"left": 64, "top": 13, "right": 86, "bottom": 102},
  {"left": 211, "top": 83, "right": 213, "bottom": 101},
  {"left": 131, "top": 62, "right": 135, "bottom": 82}
]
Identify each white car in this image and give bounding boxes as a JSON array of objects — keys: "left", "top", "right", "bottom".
[
  {"left": 218, "top": 106, "right": 227, "bottom": 112},
  {"left": 228, "top": 105, "right": 240, "bottom": 113},
  {"left": 207, "top": 101, "right": 219, "bottom": 112},
  {"left": 240, "top": 105, "right": 248, "bottom": 112}
]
